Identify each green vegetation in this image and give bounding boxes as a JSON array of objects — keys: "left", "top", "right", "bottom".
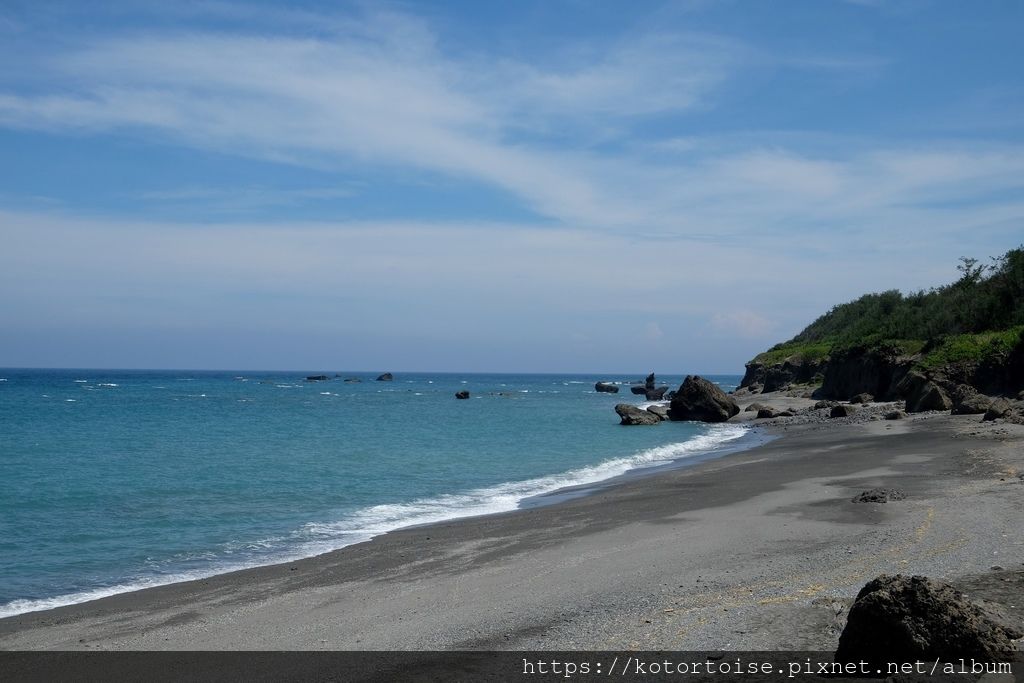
[
  {"left": 792, "top": 246, "right": 1024, "bottom": 345},
  {"left": 918, "top": 326, "right": 1024, "bottom": 370},
  {"left": 754, "top": 246, "right": 1024, "bottom": 368}
]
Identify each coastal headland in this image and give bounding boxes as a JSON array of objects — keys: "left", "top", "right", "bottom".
[{"left": 1, "top": 392, "right": 1022, "bottom": 650}]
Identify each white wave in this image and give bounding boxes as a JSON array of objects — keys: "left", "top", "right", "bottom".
[
  {"left": 98, "top": 383, "right": 118, "bottom": 387},
  {"left": 0, "top": 425, "right": 749, "bottom": 619},
  {"left": 297, "top": 424, "right": 749, "bottom": 557},
  {"left": 73, "top": 379, "right": 88, "bottom": 383},
  {"left": 65, "top": 399, "right": 76, "bottom": 402}
]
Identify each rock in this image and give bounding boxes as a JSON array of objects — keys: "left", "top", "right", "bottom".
[
  {"left": 668, "top": 375, "right": 740, "bottom": 423},
  {"left": 830, "top": 404, "right": 856, "bottom": 418},
  {"left": 814, "top": 400, "right": 839, "bottom": 410},
  {"left": 343, "top": 377, "right": 362, "bottom": 383},
  {"left": 747, "top": 383, "right": 763, "bottom": 394},
  {"left": 905, "top": 380, "right": 951, "bottom": 413},
  {"left": 454, "top": 390, "right": 470, "bottom": 399},
  {"left": 849, "top": 392, "right": 873, "bottom": 404},
  {"left": 305, "top": 375, "right": 329, "bottom": 382},
  {"left": 951, "top": 385, "right": 992, "bottom": 415},
  {"left": 756, "top": 407, "right": 775, "bottom": 419},
  {"left": 629, "top": 385, "right": 647, "bottom": 395},
  {"left": 644, "top": 372, "right": 656, "bottom": 390},
  {"left": 644, "top": 386, "right": 669, "bottom": 401},
  {"left": 664, "top": 390, "right": 676, "bottom": 400},
  {"left": 646, "top": 404, "right": 670, "bottom": 421},
  {"left": 982, "top": 398, "right": 1012, "bottom": 421},
  {"left": 884, "top": 410, "right": 905, "bottom": 420},
  {"left": 615, "top": 403, "right": 660, "bottom": 425},
  {"left": 852, "top": 488, "right": 907, "bottom": 503},
  {"left": 744, "top": 402, "right": 770, "bottom": 413},
  {"left": 835, "top": 574, "right": 1022, "bottom": 667},
  {"left": 594, "top": 382, "right": 619, "bottom": 393},
  {"left": 376, "top": 373, "right": 393, "bottom": 382},
  {"left": 775, "top": 410, "right": 795, "bottom": 417}
]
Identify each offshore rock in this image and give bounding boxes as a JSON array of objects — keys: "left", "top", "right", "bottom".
[
  {"left": 454, "top": 390, "right": 470, "bottom": 400},
  {"left": 594, "top": 381, "right": 619, "bottom": 393},
  {"left": 376, "top": 373, "right": 394, "bottom": 381},
  {"left": 646, "top": 404, "right": 670, "bottom": 421},
  {"left": 644, "top": 386, "right": 669, "bottom": 401},
  {"left": 615, "top": 403, "right": 660, "bottom": 425},
  {"left": 668, "top": 375, "right": 740, "bottom": 423}
]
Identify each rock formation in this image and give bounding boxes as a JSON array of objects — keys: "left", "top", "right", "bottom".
[{"left": 668, "top": 376, "right": 740, "bottom": 423}]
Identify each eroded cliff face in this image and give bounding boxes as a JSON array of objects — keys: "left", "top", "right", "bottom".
[
  {"left": 740, "top": 356, "right": 826, "bottom": 393},
  {"left": 815, "top": 346, "right": 916, "bottom": 401}
]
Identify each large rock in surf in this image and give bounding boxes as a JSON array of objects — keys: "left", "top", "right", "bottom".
[
  {"left": 376, "top": 372, "right": 393, "bottom": 381},
  {"left": 646, "top": 404, "right": 670, "bottom": 421},
  {"left": 629, "top": 385, "right": 648, "bottom": 395},
  {"left": 668, "top": 375, "right": 739, "bottom": 423},
  {"left": 594, "top": 381, "right": 619, "bottom": 393},
  {"left": 835, "top": 574, "right": 1022, "bottom": 667},
  {"left": 644, "top": 386, "right": 669, "bottom": 401},
  {"left": 615, "top": 403, "right": 661, "bottom": 425},
  {"left": 454, "top": 390, "right": 470, "bottom": 399},
  {"left": 305, "top": 375, "right": 329, "bottom": 382}
]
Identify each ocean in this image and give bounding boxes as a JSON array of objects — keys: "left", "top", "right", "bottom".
[{"left": 0, "top": 369, "right": 751, "bottom": 617}]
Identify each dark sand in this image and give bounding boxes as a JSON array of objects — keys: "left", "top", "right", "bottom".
[{"left": 1, "top": 406, "right": 1022, "bottom": 650}]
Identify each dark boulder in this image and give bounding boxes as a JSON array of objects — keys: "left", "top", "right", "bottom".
[
  {"left": 644, "top": 386, "right": 669, "bottom": 401},
  {"left": 615, "top": 403, "right": 660, "bottom": 425},
  {"left": 376, "top": 373, "right": 393, "bottom": 381},
  {"left": 852, "top": 488, "right": 907, "bottom": 503},
  {"left": 775, "top": 410, "right": 795, "bottom": 417},
  {"left": 455, "top": 390, "right": 470, "bottom": 400},
  {"left": 668, "top": 375, "right": 740, "bottom": 423},
  {"left": 884, "top": 410, "right": 906, "bottom": 420},
  {"left": 830, "top": 404, "right": 856, "bottom": 418},
  {"left": 849, "top": 392, "right": 873, "bottom": 404},
  {"left": 305, "top": 375, "right": 329, "bottom": 382},
  {"left": 756, "top": 407, "right": 775, "bottom": 419},
  {"left": 644, "top": 372, "right": 656, "bottom": 390},
  {"left": 744, "top": 402, "right": 770, "bottom": 413},
  {"left": 982, "top": 398, "right": 1012, "bottom": 421},
  {"left": 835, "top": 574, "right": 1022, "bottom": 667},
  {"left": 629, "top": 385, "right": 647, "bottom": 395},
  {"left": 594, "top": 381, "right": 619, "bottom": 393},
  {"left": 343, "top": 377, "right": 362, "bottom": 383},
  {"left": 814, "top": 400, "right": 839, "bottom": 410},
  {"left": 905, "top": 380, "right": 951, "bottom": 413},
  {"left": 646, "top": 404, "right": 670, "bottom": 421},
  {"left": 951, "top": 385, "right": 992, "bottom": 415}
]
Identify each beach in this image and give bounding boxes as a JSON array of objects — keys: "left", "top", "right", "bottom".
[{"left": 1, "top": 396, "right": 1022, "bottom": 652}]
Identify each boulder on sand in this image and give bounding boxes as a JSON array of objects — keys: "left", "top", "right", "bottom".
[
  {"left": 615, "top": 403, "right": 661, "bottom": 425},
  {"left": 744, "top": 402, "right": 770, "bottom": 413},
  {"left": 849, "top": 392, "right": 873, "bottom": 404},
  {"left": 756, "top": 407, "right": 775, "bottom": 419},
  {"left": 905, "top": 380, "right": 951, "bottom": 413},
  {"left": 951, "top": 385, "right": 992, "bottom": 415},
  {"left": 982, "top": 398, "right": 1012, "bottom": 421},
  {"left": 594, "top": 381, "right": 619, "bottom": 393},
  {"left": 668, "top": 375, "right": 740, "bottom": 423},
  {"left": 830, "top": 404, "right": 856, "bottom": 418},
  {"left": 835, "top": 574, "right": 1022, "bottom": 667}
]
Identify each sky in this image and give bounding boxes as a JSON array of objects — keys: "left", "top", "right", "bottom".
[{"left": 1, "top": 0, "right": 1022, "bottom": 374}]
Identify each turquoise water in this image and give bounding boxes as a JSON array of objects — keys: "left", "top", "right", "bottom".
[{"left": 0, "top": 369, "right": 747, "bottom": 616}]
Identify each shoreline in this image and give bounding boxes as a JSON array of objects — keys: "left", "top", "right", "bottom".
[
  {"left": 0, "top": 419, "right": 758, "bottom": 622},
  {"left": 1, "top": 406, "right": 1022, "bottom": 650}
]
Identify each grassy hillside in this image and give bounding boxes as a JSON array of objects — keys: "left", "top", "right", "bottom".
[{"left": 752, "top": 246, "right": 1024, "bottom": 368}]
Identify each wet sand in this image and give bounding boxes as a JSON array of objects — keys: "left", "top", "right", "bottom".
[{"left": 1, "top": 406, "right": 1022, "bottom": 651}]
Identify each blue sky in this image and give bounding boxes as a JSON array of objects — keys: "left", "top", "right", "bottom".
[{"left": 1, "top": 0, "right": 1022, "bottom": 373}]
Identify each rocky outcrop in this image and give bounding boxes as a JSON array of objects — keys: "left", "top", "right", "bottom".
[
  {"left": 629, "top": 385, "right": 647, "bottom": 395},
  {"left": 646, "top": 404, "right": 670, "bottom": 421},
  {"left": 644, "top": 386, "right": 669, "bottom": 401},
  {"left": 644, "top": 373, "right": 656, "bottom": 390},
  {"left": 835, "top": 574, "right": 1022, "bottom": 667},
  {"left": 305, "top": 375, "right": 329, "bottom": 382},
  {"left": 740, "top": 356, "right": 826, "bottom": 393},
  {"left": 615, "top": 403, "right": 660, "bottom": 425},
  {"left": 376, "top": 373, "right": 393, "bottom": 381},
  {"left": 905, "top": 378, "right": 952, "bottom": 413},
  {"left": 849, "top": 392, "right": 873, "bottom": 404},
  {"left": 950, "top": 384, "right": 992, "bottom": 415},
  {"left": 817, "top": 344, "right": 915, "bottom": 401},
  {"left": 594, "top": 382, "right": 619, "bottom": 393},
  {"left": 455, "top": 390, "right": 470, "bottom": 399},
  {"left": 982, "top": 398, "right": 1012, "bottom": 421},
  {"left": 668, "top": 375, "right": 740, "bottom": 423}
]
